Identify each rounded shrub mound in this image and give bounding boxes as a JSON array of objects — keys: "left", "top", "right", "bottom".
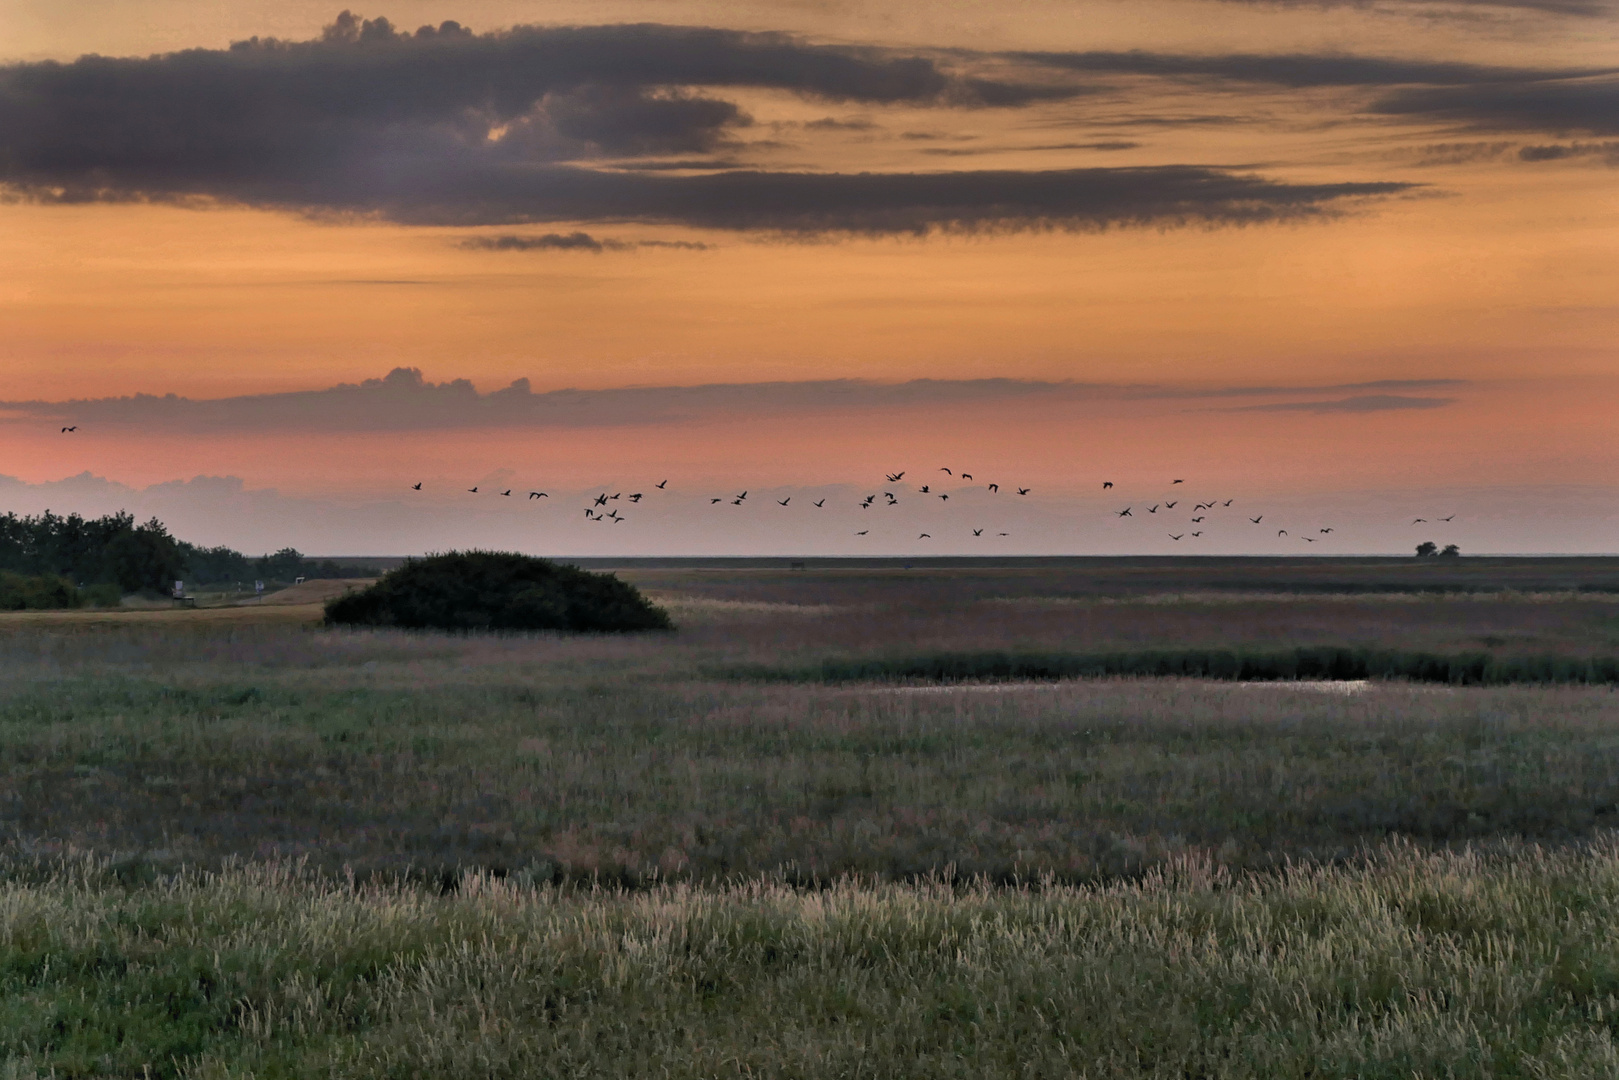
[{"left": 324, "top": 551, "right": 672, "bottom": 633}]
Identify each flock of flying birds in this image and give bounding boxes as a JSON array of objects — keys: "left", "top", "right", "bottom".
[{"left": 410, "top": 469, "right": 1457, "bottom": 545}]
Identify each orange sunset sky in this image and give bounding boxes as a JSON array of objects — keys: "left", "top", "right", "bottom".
[{"left": 0, "top": 0, "right": 1614, "bottom": 554}]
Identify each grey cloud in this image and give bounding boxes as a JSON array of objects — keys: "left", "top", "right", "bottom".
[
  {"left": 1016, "top": 50, "right": 1614, "bottom": 89},
  {"left": 1225, "top": 394, "right": 1457, "bottom": 413},
  {"left": 3, "top": 368, "right": 1469, "bottom": 435},
  {"left": 1517, "top": 140, "right": 1619, "bottom": 161},
  {"left": 0, "top": 16, "right": 1412, "bottom": 233},
  {"left": 1373, "top": 78, "right": 1619, "bottom": 135},
  {"left": 458, "top": 231, "right": 712, "bottom": 252}
]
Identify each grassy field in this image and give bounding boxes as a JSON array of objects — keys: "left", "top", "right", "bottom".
[{"left": 4, "top": 557, "right": 1619, "bottom": 1076}]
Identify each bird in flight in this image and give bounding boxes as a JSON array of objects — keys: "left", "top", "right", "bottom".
[
  {"left": 1169, "top": 534, "right": 1183, "bottom": 541},
  {"left": 1016, "top": 487, "right": 1029, "bottom": 495},
  {"left": 737, "top": 491, "right": 748, "bottom": 501},
  {"left": 997, "top": 532, "right": 1009, "bottom": 537},
  {"left": 61, "top": 425, "right": 78, "bottom": 433},
  {"left": 732, "top": 498, "right": 744, "bottom": 506},
  {"left": 919, "top": 485, "right": 930, "bottom": 494},
  {"left": 778, "top": 498, "right": 791, "bottom": 506},
  {"left": 1250, "top": 516, "right": 1263, "bottom": 524},
  {"left": 1191, "top": 516, "right": 1204, "bottom": 523},
  {"left": 1172, "top": 479, "right": 1184, "bottom": 484},
  {"left": 1413, "top": 518, "right": 1427, "bottom": 524},
  {"left": 500, "top": 489, "right": 512, "bottom": 497},
  {"left": 1164, "top": 501, "right": 1177, "bottom": 509},
  {"left": 1303, "top": 536, "right": 1316, "bottom": 542},
  {"left": 1278, "top": 529, "right": 1288, "bottom": 537},
  {"left": 468, "top": 487, "right": 479, "bottom": 494},
  {"left": 529, "top": 491, "right": 548, "bottom": 499},
  {"left": 656, "top": 480, "right": 668, "bottom": 489},
  {"left": 886, "top": 472, "right": 905, "bottom": 482},
  {"left": 919, "top": 533, "right": 931, "bottom": 539},
  {"left": 938, "top": 493, "right": 949, "bottom": 501},
  {"left": 1223, "top": 500, "right": 1234, "bottom": 507},
  {"left": 1103, "top": 481, "right": 1113, "bottom": 489},
  {"left": 1440, "top": 515, "right": 1455, "bottom": 522},
  {"left": 814, "top": 499, "right": 825, "bottom": 508},
  {"left": 412, "top": 483, "right": 422, "bottom": 490},
  {"left": 594, "top": 493, "right": 609, "bottom": 506},
  {"left": 940, "top": 468, "right": 952, "bottom": 475},
  {"left": 988, "top": 483, "right": 999, "bottom": 493},
  {"left": 961, "top": 473, "right": 973, "bottom": 480},
  {"left": 855, "top": 530, "right": 868, "bottom": 536},
  {"left": 629, "top": 493, "right": 643, "bottom": 502},
  {"left": 1190, "top": 531, "right": 1202, "bottom": 537},
  {"left": 1147, "top": 505, "right": 1159, "bottom": 514},
  {"left": 711, "top": 498, "right": 723, "bottom": 504},
  {"left": 973, "top": 529, "right": 983, "bottom": 536},
  {"left": 1319, "top": 528, "right": 1332, "bottom": 534},
  {"left": 1116, "top": 507, "right": 1132, "bottom": 517},
  {"left": 1194, "top": 502, "right": 1209, "bottom": 511}
]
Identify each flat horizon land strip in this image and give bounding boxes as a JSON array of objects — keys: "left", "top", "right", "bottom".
[{"left": 4, "top": 559, "right": 1619, "bottom": 1074}]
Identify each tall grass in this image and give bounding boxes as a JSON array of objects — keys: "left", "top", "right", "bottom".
[
  {"left": 719, "top": 646, "right": 1619, "bottom": 686},
  {"left": 7, "top": 842, "right": 1619, "bottom": 1077}
]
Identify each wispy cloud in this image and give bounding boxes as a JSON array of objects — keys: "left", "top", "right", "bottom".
[
  {"left": 1223, "top": 394, "right": 1458, "bottom": 413},
  {"left": 457, "top": 232, "right": 713, "bottom": 253}
]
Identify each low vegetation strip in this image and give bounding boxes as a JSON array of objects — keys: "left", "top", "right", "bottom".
[
  {"left": 7, "top": 842, "right": 1619, "bottom": 1078},
  {"left": 717, "top": 647, "right": 1619, "bottom": 686}
]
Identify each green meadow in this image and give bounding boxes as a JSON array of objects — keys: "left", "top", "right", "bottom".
[{"left": 4, "top": 556, "right": 1619, "bottom": 1077}]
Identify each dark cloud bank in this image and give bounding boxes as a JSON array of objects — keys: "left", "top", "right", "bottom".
[
  {"left": 0, "top": 368, "right": 1463, "bottom": 434},
  {"left": 0, "top": 13, "right": 1422, "bottom": 234}
]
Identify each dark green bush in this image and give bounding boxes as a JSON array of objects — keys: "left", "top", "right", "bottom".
[
  {"left": 81, "top": 582, "right": 124, "bottom": 608},
  {"left": 0, "top": 571, "right": 82, "bottom": 610},
  {"left": 324, "top": 551, "right": 673, "bottom": 633}
]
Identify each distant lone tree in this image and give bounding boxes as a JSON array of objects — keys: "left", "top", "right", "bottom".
[
  {"left": 324, "top": 551, "right": 672, "bottom": 633},
  {"left": 1439, "top": 543, "right": 1461, "bottom": 558},
  {"left": 1415, "top": 541, "right": 1438, "bottom": 558}
]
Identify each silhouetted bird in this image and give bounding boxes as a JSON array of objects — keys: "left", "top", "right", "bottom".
[
  {"left": 940, "top": 468, "right": 952, "bottom": 475},
  {"left": 1116, "top": 508, "right": 1132, "bottom": 517},
  {"left": 1223, "top": 500, "right": 1234, "bottom": 507},
  {"left": 1319, "top": 528, "right": 1332, "bottom": 534},
  {"left": 886, "top": 472, "right": 905, "bottom": 482},
  {"left": 61, "top": 426, "right": 77, "bottom": 433},
  {"left": 711, "top": 498, "right": 723, "bottom": 504},
  {"left": 1103, "top": 482, "right": 1113, "bottom": 489},
  {"left": 962, "top": 473, "right": 973, "bottom": 480},
  {"left": 737, "top": 491, "right": 748, "bottom": 501},
  {"left": 1172, "top": 479, "right": 1184, "bottom": 484},
  {"left": 1303, "top": 536, "right": 1316, "bottom": 542},
  {"left": 814, "top": 499, "right": 825, "bottom": 507},
  {"left": 1016, "top": 488, "right": 1029, "bottom": 495},
  {"left": 973, "top": 529, "right": 983, "bottom": 536},
  {"left": 1412, "top": 518, "right": 1426, "bottom": 524},
  {"left": 919, "top": 485, "right": 930, "bottom": 494},
  {"left": 609, "top": 493, "right": 621, "bottom": 500},
  {"left": 733, "top": 499, "right": 743, "bottom": 506},
  {"left": 1148, "top": 505, "right": 1159, "bottom": 513},
  {"left": 629, "top": 493, "right": 643, "bottom": 502},
  {"left": 919, "top": 533, "right": 931, "bottom": 539},
  {"left": 1250, "top": 516, "right": 1262, "bottom": 524},
  {"left": 1440, "top": 515, "right": 1455, "bottom": 522},
  {"left": 1194, "top": 503, "right": 1209, "bottom": 511},
  {"left": 1191, "top": 531, "right": 1202, "bottom": 537},
  {"left": 988, "top": 483, "right": 999, "bottom": 493},
  {"left": 468, "top": 487, "right": 479, "bottom": 493},
  {"left": 856, "top": 530, "right": 868, "bottom": 536},
  {"left": 529, "top": 491, "right": 548, "bottom": 499},
  {"left": 938, "top": 494, "right": 949, "bottom": 501},
  {"left": 1191, "top": 516, "right": 1204, "bottom": 523},
  {"left": 778, "top": 498, "right": 790, "bottom": 506},
  {"left": 1169, "top": 534, "right": 1183, "bottom": 540},
  {"left": 657, "top": 480, "right": 668, "bottom": 489},
  {"left": 594, "top": 493, "right": 609, "bottom": 506},
  {"left": 1278, "top": 529, "right": 1288, "bottom": 537},
  {"left": 997, "top": 532, "right": 1009, "bottom": 537},
  {"left": 500, "top": 489, "right": 512, "bottom": 497},
  {"left": 1165, "top": 501, "right": 1177, "bottom": 509},
  {"left": 412, "top": 483, "right": 422, "bottom": 490}
]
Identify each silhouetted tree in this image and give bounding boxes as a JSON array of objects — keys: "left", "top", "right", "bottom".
[
  {"left": 1439, "top": 544, "right": 1461, "bottom": 558},
  {"left": 1416, "top": 541, "right": 1438, "bottom": 557}
]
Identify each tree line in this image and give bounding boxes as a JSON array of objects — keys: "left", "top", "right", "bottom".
[{"left": 0, "top": 511, "right": 378, "bottom": 593}]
